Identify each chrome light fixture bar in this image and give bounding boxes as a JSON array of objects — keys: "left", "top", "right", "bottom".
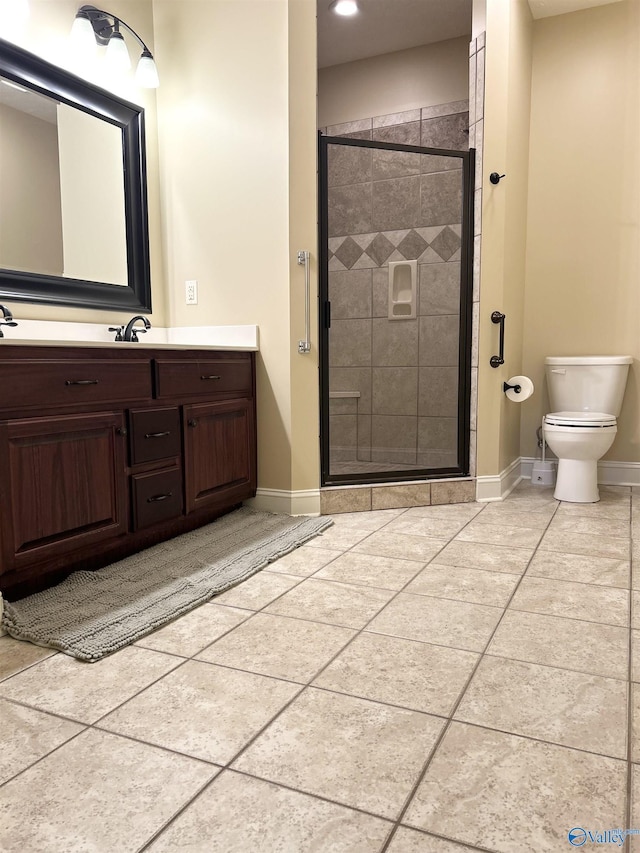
[{"left": 71, "top": 4, "right": 159, "bottom": 87}]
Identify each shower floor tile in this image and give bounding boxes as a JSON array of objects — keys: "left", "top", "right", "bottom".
[{"left": 0, "top": 481, "right": 636, "bottom": 852}]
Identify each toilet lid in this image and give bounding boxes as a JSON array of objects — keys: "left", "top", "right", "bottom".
[{"left": 544, "top": 411, "right": 617, "bottom": 427}]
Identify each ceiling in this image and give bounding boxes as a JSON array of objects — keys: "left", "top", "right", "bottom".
[
  {"left": 0, "top": 79, "right": 57, "bottom": 123},
  {"left": 317, "top": 0, "right": 472, "bottom": 69},
  {"left": 528, "top": 0, "right": 623, "bottom": 19},
  {"left": 317, "top": 0, "right": 624, "bottom": 69}
]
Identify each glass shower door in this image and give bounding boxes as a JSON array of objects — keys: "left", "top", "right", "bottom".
[{"left": 319, "top": 135, "right": 473, "bottom": 486}]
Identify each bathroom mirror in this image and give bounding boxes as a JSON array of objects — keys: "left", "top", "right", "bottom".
[{"left": 0, "top": 38, "right": 151, "bottom": 312}]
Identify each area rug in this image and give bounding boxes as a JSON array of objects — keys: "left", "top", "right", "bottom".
[{"left": 2, "top": 507, "right": 333, "bottom": 663}]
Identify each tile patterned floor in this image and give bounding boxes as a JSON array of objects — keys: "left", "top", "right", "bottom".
[{"left": 1, "top": 482, "right": 638, "bottom": 852}]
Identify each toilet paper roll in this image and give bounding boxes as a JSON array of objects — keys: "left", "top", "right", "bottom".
[{"left": 504, "top": 375, "right": 534, "bottom": 402}]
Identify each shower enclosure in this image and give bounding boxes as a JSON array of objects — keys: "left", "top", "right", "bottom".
[{"left": 319, "top": 135, "right": 474, "bottom": 486}]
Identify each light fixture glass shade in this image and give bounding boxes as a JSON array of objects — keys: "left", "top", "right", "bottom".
[
  {"left": 70, "top": 14, "right": 95, "bottom": 53},
  {"left": 329, "top": 0, "right": 359, "bottom": 16},
  {"left": 135, "top": 50, "right": 159, "bottom": 88},
  {"left": 105, "top": 31, "right": 131, "bottom": 73}
]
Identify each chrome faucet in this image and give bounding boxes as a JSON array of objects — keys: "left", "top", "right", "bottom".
[
  {"left": 123, "top": 316, "right": 151, "bottom": 342},
  {"left": 0, "top": 304, "right": 18, "bottom": 338}
]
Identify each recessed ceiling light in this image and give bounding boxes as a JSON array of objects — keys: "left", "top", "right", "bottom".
[{"left": 329, "top": 0, "right": 359, "bottom": 16}]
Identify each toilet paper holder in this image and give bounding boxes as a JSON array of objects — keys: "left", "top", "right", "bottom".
[{"left": 503, "top": 375, "right": 535, "bottom": 402}]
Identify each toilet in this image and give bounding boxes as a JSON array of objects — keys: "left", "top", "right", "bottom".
[{"left": 543, "top": 356, "right": 633, "bottom": 503}]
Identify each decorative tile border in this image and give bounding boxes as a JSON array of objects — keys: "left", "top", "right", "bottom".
[{"left": 329, "top": 225, "right": 462, "bottom": 271}]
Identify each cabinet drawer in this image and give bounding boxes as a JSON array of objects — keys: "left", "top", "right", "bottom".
[
  {"left": 131, "top": 467, "right": 183, "bottom": 530},
  {"left": 129, "top": 407, "right": 181, "bottom": 465},
  {"left": 0, "top": 359, "right": 152, "bottom": 412},
  {"left": 155, "top": 358, "right": 252, "bottom": 400}
]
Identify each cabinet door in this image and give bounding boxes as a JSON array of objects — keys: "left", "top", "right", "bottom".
[
  {"left": 183, "top": 399, "right": 256, "bottom": 514},
  {"left": 0, "top": 412, "right": 127, "bottom": 573}
]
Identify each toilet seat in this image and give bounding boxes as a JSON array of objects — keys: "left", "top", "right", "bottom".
[{"left": 544, "top": 411, "right": 617, "bottom": 428}]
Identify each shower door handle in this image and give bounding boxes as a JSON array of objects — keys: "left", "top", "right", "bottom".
[
  {"left": 490, "top": 311, "right": 505, "bottom": 368},
  {"left": 297, "top": 250, "right": 311, "bottom": 354}
]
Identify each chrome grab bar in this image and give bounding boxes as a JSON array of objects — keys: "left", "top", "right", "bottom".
[
  {"left": 297, "top": 250, "right": 311, "bottom": 354},
  {"left": 490, "top": 311, "right": 506, "bottom": 368}
]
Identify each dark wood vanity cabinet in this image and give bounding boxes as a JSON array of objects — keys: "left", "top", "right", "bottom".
[
  {"left": 0, "top": 411, "right": 128, "bottom": 571},
  {"left": 184, "top": 398, "right": 256, "bottom": 514},
  {"left": 0, "top": 346, "right": 257, "bottom": 598}
]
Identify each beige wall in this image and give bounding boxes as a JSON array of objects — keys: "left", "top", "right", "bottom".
[
  {"left": 521, "top": 0, "right": 640, "bottom": 462},
  {"left": 318, "top": 37, "right": 470, "bottom": 128},
  {"left": 288, "top": 0, "right": 321, "bottom": 493},
  {"left": 57, "top": 105, "right": 127, "bottom": 285},
  {"left": 153, "top": 0, "right": 319, "bottom": 497},
  {"left": 477, "top": 0, "right": 533, "bottom": 476},
  {"left": 2, "top": 0, "right": 166, "bottom": 325},
  {"left": 0, "top": 103, "right": 63, "bottom": 276}
]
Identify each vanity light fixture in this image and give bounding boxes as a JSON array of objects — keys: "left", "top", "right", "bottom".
[
  {"left": 328, "top": 0, "right": 360, "bottom": 16},
  {"left": 70, "top": 5, "right": 159, "bottom": 88},
  {"left": 104, "top": 21, "right": 131, "bottom": 73}
]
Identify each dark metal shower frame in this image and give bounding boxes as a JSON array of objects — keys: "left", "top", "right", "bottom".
[{"left": 318, "top": 133, "right": 475, "bottom": 487}]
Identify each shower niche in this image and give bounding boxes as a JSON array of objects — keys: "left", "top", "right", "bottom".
[{"left": 388, "top": 261, "right": 417, "bottom": 319}]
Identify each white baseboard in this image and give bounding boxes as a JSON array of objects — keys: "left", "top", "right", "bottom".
[
  {"left": 246, "top": 488, "right": 321, "bottom": 516},
  {"left": 521, "top": 457, "right": 640, "bottom": 487},
  {"left": 476, "top": 457, "right": 523, "bottom": 502},
  {"left": 248, "top": 458, "right": 640, "bottom": 514}
]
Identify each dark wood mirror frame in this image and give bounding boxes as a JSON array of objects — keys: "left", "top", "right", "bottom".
[{"left": 0, "top": 38, "right": 152, "bottom": 313}]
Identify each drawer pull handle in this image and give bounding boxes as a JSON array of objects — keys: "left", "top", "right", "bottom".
[
  {"left": 144, "top": 431, "right": 171, "bottom": 439},
  {"left": 188, "top": 419, "right": 198, "bottom": 427},
  {"left": 65, "top": 379, "right": 99, "bottom": 386},
  {"left": 201, "top": 375, "right": 221, "bottom": 381},
  {"left": 147, "top": 492, "right": 172, "bottom": 503}
]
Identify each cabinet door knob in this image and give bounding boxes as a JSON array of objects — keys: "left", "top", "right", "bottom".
[
  {"left": 116, "top": 427, "right": 128, "bottom": 437},
  {"left": 188, "top": 419, "right": 198, "bottom": 428}
]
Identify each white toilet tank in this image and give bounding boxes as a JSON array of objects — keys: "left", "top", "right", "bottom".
[{"left": 545, "top": 356, "right": 633, "bottom": 416}]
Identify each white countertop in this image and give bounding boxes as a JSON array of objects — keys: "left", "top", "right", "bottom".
[{"left": 0, "top": 322, "right": 259, "bottom": 351}]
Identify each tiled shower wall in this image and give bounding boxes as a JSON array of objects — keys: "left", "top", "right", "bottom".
[
  {"left": 468, "top": 33, "right": 486, "bottom": 480},
  {"left": 325, "top": 100, "right": 469, "bottom": 473}
]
